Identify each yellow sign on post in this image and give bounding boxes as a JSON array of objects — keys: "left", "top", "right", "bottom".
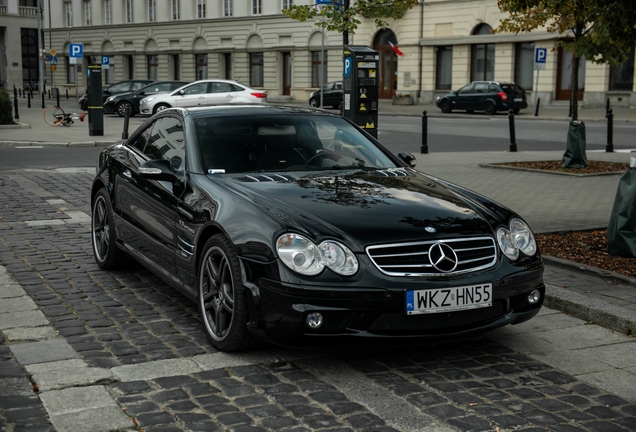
[
  {"left": 51, "top": 65, "right": 57, "bottom": 72},
  {"left": 50, "top": 48, "right": 57, "bottom": 56}
]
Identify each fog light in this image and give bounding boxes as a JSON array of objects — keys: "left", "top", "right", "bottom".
[
  {"left": 306, "top": 312, "right": 323, "bottom": 329},
  {"left": 527, "top": 289, "right": 541, "bottom": 304}
]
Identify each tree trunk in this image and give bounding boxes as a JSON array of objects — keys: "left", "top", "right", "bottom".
[{"left": 571, "top": 54, "right": 580, "bottom": 121}]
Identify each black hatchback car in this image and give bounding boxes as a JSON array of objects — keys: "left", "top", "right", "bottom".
[
  {"left": 104, "top": 81, "right": 189, "bottom": 117},
  {"left": 91, "top": 105, "right": 544, "bottom": 352},
  {"left": 435, "top": 81, "right": 527, "bottom": 115},
  {"left": 78, "top": 79, "right": 155, "bottom": 111},
  {"left": 309, "top": 81, "right": 343, "bottom": 109}
]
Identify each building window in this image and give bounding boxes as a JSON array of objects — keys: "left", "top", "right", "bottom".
[
  {"left": 514, "top": 42, "right": 534, "bottom": 90},
  {"left": 172, "top": 0, "right": 180, "bottom": 20},
  {"left": 148, "top": 55, "right": 158, "bottom": 80},
  {"left": 252, "top": 0, "right": 261, "bottom": 15},
  {"left": 125, "top": 0, "right": 133, "bottom": 23},
  {"left": 148, "top": 0, "right": 156, "bottom": 22},
  {"left": 224, "top": 53, "right": 232, "bottom": 79},
  {"left": 173, "top": 55, "right": 180, "bottom": 80},
  {"left": 66, "top": 57, "right": 76, "bottom": 84},
  {"left": 471, "top": 44, "right": 495, "bottom": 82},
  {"left": 197, "top": 0, "right": 206, "bottom": 18},
  {"left": 104, "top": 0, "right": 111, "bottom": 24},
  {"left": 196, "top": 54, "right": 208, "bottom": 80},
  {"left": 84, "top": 1, "right": 92, "bottom": 26},
  {"left": 435, "top": 46, "right": 452, "bottom": 90},
  {"left": 282, "top": 0, "right": 293, "bottom": 8},
  {"left": 21, "top": 28, "right": 38, "bottom": 89},
  {"left": 610, "top": 47, "right": 635, "bottom": 91},
  {"left": 311, "top": 51, "right": 328, "bottom": 87},
  {"left": 65, "top": 2, "right": 73, "bottom": 27},
  {"left": 126, "top": 55, "right": 134, "bottom": 79},
  {"left": 223, "top": 0, "right": 233, "bottom": 17},
  {"left": 250, "top": 53, "right": 263, "bottom": 87}
]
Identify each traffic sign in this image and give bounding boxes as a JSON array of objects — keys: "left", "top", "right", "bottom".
[
  {"left": 69, "top": 43, "right": 83, "bottom": 58},
  {"left": 101, "top": 56, "right": 110, "bottom": 69},
  {"left": 534, "top": 47, "right": 547, "bottom": 70},
  {"left": 51, "top": 65, "right": 57, "bottom": 72},
  {"left": 50, "top": 57, "right": 58, "bottom": 66},
  {"left": 50, "top": 48, "right": 57, "bottom": 56}
]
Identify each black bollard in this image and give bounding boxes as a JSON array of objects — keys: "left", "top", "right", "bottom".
[
  {"left": 508, "top": 109, "right": 517, "bottom": 152},
  {"left": 56, "top": 89, "right": 60, "bottom": 108},
  {"left": 19, "top": 88, "right": 22, "bottom": 98},
  {"left": 122, "top": 105, "right": 131, "bottom": 139},
  {"left": 420, "top": 110, "right": 429, "bottom": 154},
  {"left": 65, "top": 88, "right": 68, "bottom": 99},
  {"left": 48, "top": 89, "right": 50, "bottom": 99},
  {"left": 41, "top": 92, "right": 45, "bottom": 109},
  {"left": 27, "top": 91, "right": 31, "bottom": 108},
  {"left": 534, "top": 97, "right": 540, "bottom": 117},
  {"left": 13, "top": 92, "right": 19, "bottom": 121},
  {"left": 606, "top": 98, "right": 610, "bottom": 116},
  {"left": 568, "top": 98, "right": 572, "bottom": 118},
  {"left": 606, "top": 109, "right": 614, "bottom": 153}
]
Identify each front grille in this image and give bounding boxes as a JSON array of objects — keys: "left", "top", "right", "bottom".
[
  {"left": 366, "top": 237, "right": 497, "bottom": 276},
  {"left": 367, "top": 301, "right": 505, "bottom": 333}
]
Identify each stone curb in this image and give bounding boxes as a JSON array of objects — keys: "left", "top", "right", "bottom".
[
  {"left": 545, "top": 283, "right": 636, "bottom": 336},
  {"left": 0, "top": 122, "right": 30, "bottom": 129},
  {"left": 0, "top": 140, "right": 114, "bottom": 147},
  {"left": 543, "top": 255, "right": 636, "bottom": 288}
]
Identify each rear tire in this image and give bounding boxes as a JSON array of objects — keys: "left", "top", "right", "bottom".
[
  {"left": 198, "top": 234, "right": 262, "bottom": 352},
  {"left": 43, "top": 106, "right": 65, "bottom": 126},
  {"left": 91, "top": 189, "right": 131, "bottom": 270},
  {"left": 513, "top": 108, "right": 520, "bottom": 114},
  {"left": 440, "top": 99, "right": 452, "bottom": 113},
  {"left": 483, "top": 101, "right": 496, "bottom": 115}
]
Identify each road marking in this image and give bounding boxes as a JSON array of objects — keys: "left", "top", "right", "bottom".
[{"left": 16, "top": 146, "right": 44, "bottom": 148}]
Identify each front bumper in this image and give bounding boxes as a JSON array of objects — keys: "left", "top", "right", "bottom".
[
  {"left": 243, "top": 263, "right": 544, "bottom": 347},
  {"left": 103, "top": 101, "right": 116, "bottom": 114}
]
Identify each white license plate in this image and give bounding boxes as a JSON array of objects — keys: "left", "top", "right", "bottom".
[
  {"left": 405, "top": 284, "right": 492, "bottom": 315},
  {"left": 514, "top": 98, "right": 523, "bottom": 102}
]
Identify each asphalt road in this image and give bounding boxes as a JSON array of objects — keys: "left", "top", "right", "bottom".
[{"left": 3, "top": 108, "right": 636, "bottom": 170}]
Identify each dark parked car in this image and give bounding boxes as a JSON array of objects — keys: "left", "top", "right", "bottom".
[
  {"left": 91, "top": 105, "right": 545, "bottom": 352},
  {"left": 78, "top": 79, "right": 155, "bottom": 111},
  {"left": 104, "top": 81, "right": 189, "bottom": 117},
  {"left": 435, "top": 81, "right": 528, "bottom": 115},
  {"left": 309, "top": 81, "right": 343, "bottom": 108}
]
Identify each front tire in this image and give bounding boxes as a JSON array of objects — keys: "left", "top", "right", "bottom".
[
  {"left": 198, "top": 234, "right": 260, "bottom": 352},
  {"left": 440, "top": 99, "right": 452, "bottom": 113},
  {"left": 153, "top": 103, "right": 170, "bottom": 114},
  {"left": 116, "top": 101, "right": 135, "bottom": 117},
  {"left": 309, "top": 98, "right": 320, "bottom": 108},
  {"left": 92, "top": 189, "right": 130, "bottom": 270}
]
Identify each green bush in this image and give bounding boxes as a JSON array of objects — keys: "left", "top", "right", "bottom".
[{"left": 0, "top": 88, "right": 15, "bottom": 125}]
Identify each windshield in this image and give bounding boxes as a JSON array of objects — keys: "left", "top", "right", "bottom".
[{"left": 195, "top": 114, "right": 397, "bottom": 174}]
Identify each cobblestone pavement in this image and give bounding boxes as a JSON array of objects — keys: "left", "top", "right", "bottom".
[{"left": 1, "top": 166, "right": 636, "bottom": 432}]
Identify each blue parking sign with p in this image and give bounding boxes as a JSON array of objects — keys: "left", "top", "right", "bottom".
[
  {"left": 344, "top": 57, "right": 352, "bottom": 78},
  {"left": 69, "top": 43, "right": 83, "bottom": 58},
  {"left": 102, "top": 56, "right": 109, "bottom": 66},
  {"left": 535, "top": 48, "right": 547, "bottom": 64}
]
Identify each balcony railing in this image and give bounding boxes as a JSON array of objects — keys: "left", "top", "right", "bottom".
[{"left": 20, "top": 6, "right": 38, "bottom": 17}]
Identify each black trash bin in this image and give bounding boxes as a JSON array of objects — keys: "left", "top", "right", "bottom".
[
  {"left": 607, "top": 158, "right": 636, "bottom": 257},
  {"left": 562, "top": 120, "right": 589, "bottom": 168}
]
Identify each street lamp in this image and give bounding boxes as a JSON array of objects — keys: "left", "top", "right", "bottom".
[{"left": 37, "top": 0, "right": 44, "bottom": 107}]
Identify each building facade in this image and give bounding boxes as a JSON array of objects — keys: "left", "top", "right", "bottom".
[
  {"left": 5, "top": 0, "right": 633, "bottom": 108},
  {"left": 0, "top": 0, "right": 40, "bottom": 90}
]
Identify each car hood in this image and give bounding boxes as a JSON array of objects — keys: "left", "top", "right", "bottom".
[{"left": 218, "top": 169, "right": 501, "bottom": 249}]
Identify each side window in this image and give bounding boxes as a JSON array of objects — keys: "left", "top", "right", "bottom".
[
  {"left": 153, "top": 83, "right": 171, "bottom": 92},
  {"left": 474, "top": 83, "right": 488, "bottom": 93},
  {"left": 457, "top": 84, "right": 475, "bottom": 94},
  {"left": 211, "top": 82, "right": 234, "bottom": 93},
  {"left": 144, "top": 117, "right": 185, "bottom": 170},
  {"left": 108, "top": 82, "right": 129, "bottom": 92},
  {"left": 182, "top": 83, "right": 208, "bottom": 95},
  {"left": 129, "top": 122, "right": 154, "bottom": 153},
  {"left": 131, "top": 82, "right": 145, "bottom": 91}
]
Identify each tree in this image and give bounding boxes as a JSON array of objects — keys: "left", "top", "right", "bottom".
[
  {"left": 284, "top": 0, "right": 418, "bottom": 45},
  {"left": 496, "top": 0, "right": 636, "bottom": 121}
]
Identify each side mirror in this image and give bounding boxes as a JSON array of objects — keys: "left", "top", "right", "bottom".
[
  {"left": 138, "top": 91, "right": 145, "bottom": 96},
  {"left": 139, "top": 159, "right": 179, "bottom": 182},
  {"left": 103, "top": 88, "right": 110, "bottom": 95},
  {"left": 178, "top": 89, "right": 185, "bottom": 96},
  {"left": 398, "top": 152, "right": 417, "bottom": 168}
]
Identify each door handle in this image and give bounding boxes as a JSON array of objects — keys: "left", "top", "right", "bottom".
[{"left": 123, "top": 169, "right": 132, "bottom": 180}]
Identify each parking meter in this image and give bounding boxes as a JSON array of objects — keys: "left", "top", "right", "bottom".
[
  {"left": 87, "top": 64, "right": 103, "bottom": 136},
  {"left": 343, "top": 45, "right": 379, "bottom": 138}
]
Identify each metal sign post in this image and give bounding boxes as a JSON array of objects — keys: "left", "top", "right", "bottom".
[
  {"left": 69, "top": 43, "right": 84, "bottom": 106},
  {"left": 533, "top": 48, "right": 547, "bottom": 108}
]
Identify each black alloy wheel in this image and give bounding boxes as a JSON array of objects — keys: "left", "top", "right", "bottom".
[
  {"left": 91, "top": 189, "right": 130, "bottom": 270},
  {"left": 483, "top": 101, "right": 496, "bottom": 115},
  {"left": 116, "top": 101, "right": 135, "bottom": 117},
  {"left": 309, "top": 98, "right": 320, "bottom": 108},
  {"left": 198, "top": 234, "right": 260, "bottom": 352},
  {"left": 440, "top": 99, "right": 452, "bottom": 113}
]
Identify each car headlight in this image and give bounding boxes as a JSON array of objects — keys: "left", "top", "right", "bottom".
[
  {"left": 141, "top": 96, "right": 156, "bottom": 104},
  {"left": 106, "top": 96, "right": 115, "bottom": 103},
  {"left": 496, "top": 218, "right": 537, "bottom": 261},
  {"left": 276, "top": 234, "right": 359, "bottom": 276},
  {"left": 436, "top": 96, "right": 440, "bottom": 102}
]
